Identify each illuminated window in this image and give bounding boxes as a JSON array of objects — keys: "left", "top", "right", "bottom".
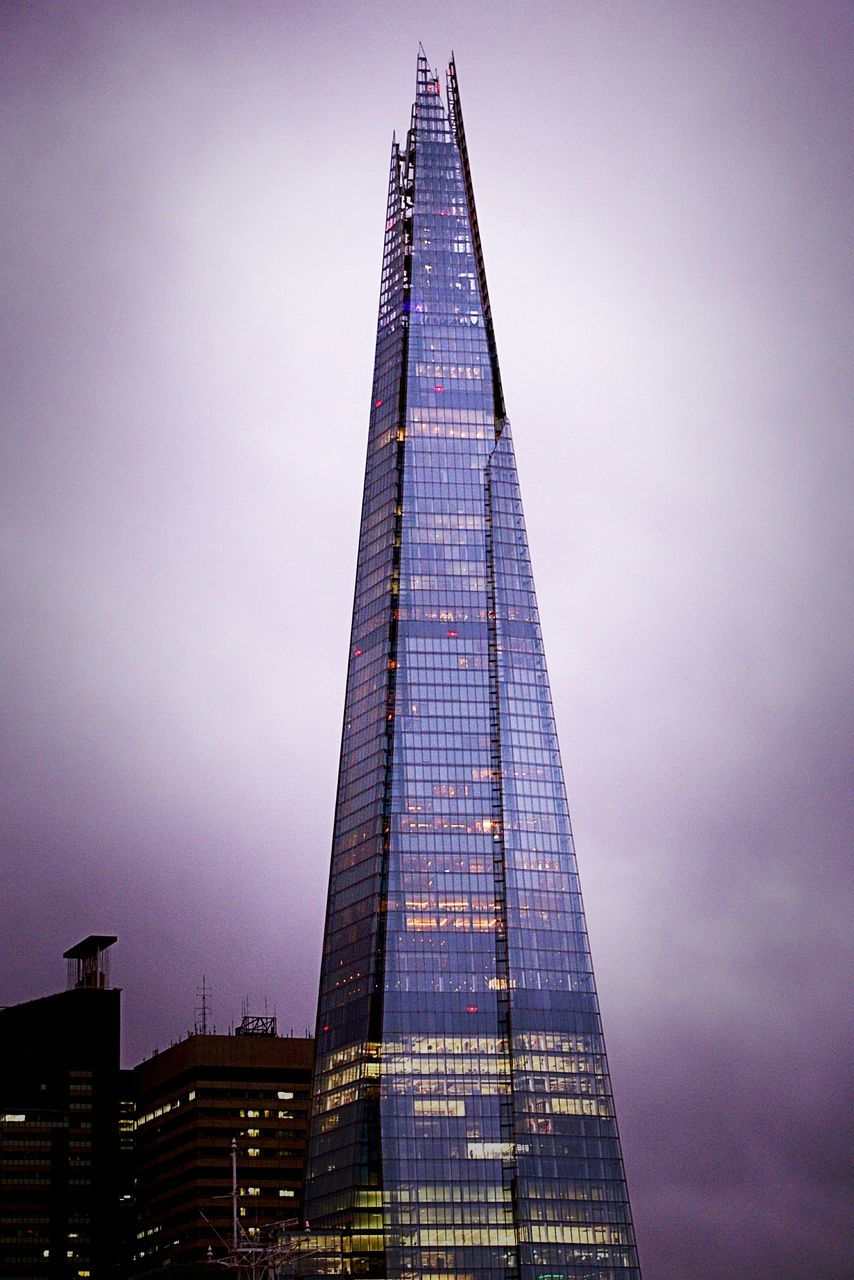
[{"left": 414, "top": 1099, "right": 465, "bottom": 1116}]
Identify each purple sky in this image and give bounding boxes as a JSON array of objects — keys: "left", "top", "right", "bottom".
[{"left": 2, "top": 3, "right": 852, "bottom": 1276}]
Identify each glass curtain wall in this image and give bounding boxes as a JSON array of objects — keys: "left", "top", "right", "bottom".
[{"left": 306, "top": 51, "right": 641, "bottom": 1280}]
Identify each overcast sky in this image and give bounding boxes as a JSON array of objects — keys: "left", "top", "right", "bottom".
[{"left": 2, "top": 3, "right": 852, "bottom": 1276}]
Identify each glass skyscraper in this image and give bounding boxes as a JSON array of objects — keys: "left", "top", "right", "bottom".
[{"left": 305, "top": 51, "right": 641, "bottom": 1280}]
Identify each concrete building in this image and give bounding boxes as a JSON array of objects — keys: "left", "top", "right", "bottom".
[
  {"left": 0, "top": 936, "right": 130, "bottom": 1279},
  {"left": 131, "top": 1024, "right": 313, "bottom": 1273}
]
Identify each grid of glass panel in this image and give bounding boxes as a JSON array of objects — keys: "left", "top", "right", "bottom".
[{"left": 306, "top": 52, "right": 641, "bottom": 1280}]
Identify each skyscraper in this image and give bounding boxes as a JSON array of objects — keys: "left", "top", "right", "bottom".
[{"left": 305, "top": 51, "right": 641, "bottom": 1280}]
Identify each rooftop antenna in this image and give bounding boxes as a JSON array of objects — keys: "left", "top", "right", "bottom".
[{"left": 194, "top": 975, "right": 212, "bottom": 1036}]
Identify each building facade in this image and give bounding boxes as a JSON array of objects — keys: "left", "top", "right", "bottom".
[
  {"left": 0, "top": 937, "right": 131, "bottom": 1280},
  {"left": 131, "top": 1027, "right": 313, "bottom": 1273},
  {"left": 305, "top": 52, "right": 641, "bottom": 1279}
]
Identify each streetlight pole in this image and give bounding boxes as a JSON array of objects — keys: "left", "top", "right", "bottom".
[{"left": 231, "top": 1137, "right": 238, "bottom": 1251}]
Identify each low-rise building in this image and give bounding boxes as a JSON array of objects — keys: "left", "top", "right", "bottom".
[{"left": 131, "top": 1024, "right": 313, "bottom": 1273}]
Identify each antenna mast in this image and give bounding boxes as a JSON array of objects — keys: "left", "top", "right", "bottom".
[
  {"left": 204, "top": 1142, "right": 334, "bottom": 1276},
  {"left": 194, "top": 975, "right": 212, "bottom": 1035}
]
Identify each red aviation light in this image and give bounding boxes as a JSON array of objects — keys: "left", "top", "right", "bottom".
[
  {"left": 353, "top": 648, "right": 364, "bottom": 656},
  {"left": 466, "top": 1004, "right": 478, "bottom": 1013},
  {"left": 375, "top": 398, "right": 383, "bottom": 407},
  {"left": 434, "top": 385, "right": 445, "bottom": 393},
  {"left": 447, "top": 630, "right": 458, "bottom": 638}
]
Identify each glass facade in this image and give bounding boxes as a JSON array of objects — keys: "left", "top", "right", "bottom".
[{"left": 305, "top": 52, "right": 641, "bottom": 1280}]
